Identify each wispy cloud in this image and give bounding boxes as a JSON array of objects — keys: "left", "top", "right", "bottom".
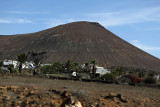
[
  {"left": 130, "top": 40, "right": 160, "bottom": 58},
  {"left": 7, "top": 11, "right": 24, "bottom": 14},
  {"left": 0, "top": 19, "right": 33, "bottom": 24},
  {"left": 86, "top": 7, "right": 160, "bottom": 27},
  {"left": 6, "top": 11, "right": 50, "bottom": 15},
  {"left": 131, "top": 40, "right": 160, "bottom": 51},
  {"left": 16, "top": 19, "right": 33, "bottom": 24},
  {"left": 143, "top": 28, "right": 160, "bottom": 31},
  {"left": 43, "top": 7, "right": 160, "bottom": 29},
  {"left": 0, "top": 19, "right": 11, "bottom": 23}
]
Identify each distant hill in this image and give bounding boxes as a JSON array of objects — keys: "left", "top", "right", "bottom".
[{"left": 0, "top": 21, "right": 160, "bottom": 72}]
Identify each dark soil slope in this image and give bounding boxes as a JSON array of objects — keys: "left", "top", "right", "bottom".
[{"left": 0, "top": 21, "right": 160, "bottom": 72}]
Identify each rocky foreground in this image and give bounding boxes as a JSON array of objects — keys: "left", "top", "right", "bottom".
[
  {"left": 0, "top": 85, "right": 129, "bottom": 107},
  {"left": 0, "top": 76, "right": 160, "bottom": 107}
]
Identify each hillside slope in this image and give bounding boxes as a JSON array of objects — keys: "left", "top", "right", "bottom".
[{"left": 0, "top": 21, "right": 160, "bottom": 72}]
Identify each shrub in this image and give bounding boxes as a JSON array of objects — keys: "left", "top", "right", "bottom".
[
  {"left": 148, "top": 72, "right": 155, "bottom": 78},
  {"left": 144, "top": 77, "right": 157, "bottom": 84},
  {"left": 52, "top": 62, "right": 63, "bottom": 73},
  {"left": 118, "top": 76, "right": 131, "bottom": 83},
  {"left": 129, "top": 74, "right": 144, "bottom": 83},
  {"left": 101, "top": 73, "right": 116, "bottom": 83},
  {"left": 8, "top": 64, "right": 18, "bottom": 73},
  {"left": 0, "top": 60, "right": 3, "bottom": 68},
  {"left": 40, "top": 65, "right": 53, "bottom": 74},
  {"left": 138, "top": 71, "right": 145, "bottom": 78}
]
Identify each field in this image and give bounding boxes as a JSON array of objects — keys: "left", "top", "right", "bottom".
[{"left": 0, "top": 75, "right": 160, "bottom": 107}]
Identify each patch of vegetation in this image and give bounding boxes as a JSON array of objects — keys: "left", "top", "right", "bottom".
[
  {"left": 144, "top": 77, "right": 157, "bottom": 84},
  {"left": 40, "top": 65, "right": 53, "bottom": 74},
  {"left": 101, "top": 73, "right": 116, "bottom": 83},
  {"left": 15, "top": 53, "right": 28, "bottom": 74},
  {"left": 8, "top": 64, "right": 18, "bottom": 73}
]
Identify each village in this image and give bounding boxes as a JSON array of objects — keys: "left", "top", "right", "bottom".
[
  {"left": 0, "top": 56, "right": 160, "bottom": 86},
  {"left": 1, "top": 59, "right": 110, "bottom": 77}
]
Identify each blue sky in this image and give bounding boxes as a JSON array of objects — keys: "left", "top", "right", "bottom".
[{"left": 0, "top": 0, "right": 160, "bottom": 58}]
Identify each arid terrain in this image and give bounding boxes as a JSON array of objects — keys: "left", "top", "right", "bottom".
[{"left": 0, "top": 75, "right": 160, "bottom": 107}]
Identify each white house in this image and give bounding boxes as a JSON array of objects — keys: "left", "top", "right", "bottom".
[
  {"left": 3, "top": 60, "right": 18, "bottom": 68},
  {"left": 95, "top": 66, "right": 110, "bottom": 77},
  {"left": 24, "top": 62, "right": 35, "bottom": 69},
  {"left": 3, "top": 59, "right": 35, "bottom": 69}
]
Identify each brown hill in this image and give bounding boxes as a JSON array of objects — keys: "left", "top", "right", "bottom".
[{"left": 0, "top": 21, "right": 160, "bottom": 72}]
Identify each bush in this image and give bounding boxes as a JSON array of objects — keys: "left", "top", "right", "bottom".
[
  {"left": 8, "top": 64, "right": 18, "bottom": 73},
  {"left": 118, "top": 75, "right": 131, "bottom": 84},
  {"left": 52, "top": 62, "right": 63, "bottom": 73},
  {"left": 129, "top": 74, "right": 144, "bottom": 83},
  {"left": 111, "top": 67, "right": 126, "bottom": 77},
  {"left": 40, "top": 65, "right": 53, "bottom": 74},
  {"left": 101, "top": 73, "right": 116, "bottom": 83},
  {"left": 144, "top": 77, "right": 157, "bottom": 84}
]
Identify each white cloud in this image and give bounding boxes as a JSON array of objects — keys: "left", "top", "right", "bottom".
[
  {"left": 130, "top": 40, "right": 160, "bottom": 58},
  {"left": 131, "top": 40, "right": 140, "bottom": 43},
  {"left": 16, "top": 19, "right": 32, "bottom": 24},
  {"left": 0, "top": 19, "right": 33, "bottom": 24}
]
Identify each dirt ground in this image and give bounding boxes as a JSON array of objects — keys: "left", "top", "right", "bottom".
[{"left": 0, "top": 75, "right": 160, "bottom": 107}]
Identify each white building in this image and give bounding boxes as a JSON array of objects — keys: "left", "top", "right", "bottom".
[
  {"left": 154, "top": 74, "right": 160, "bottom": 84},
  {"left": 3, "top": 59, "right": 35, "bottom": 69},
  {"left": 96, "top": 66, "right": 110, "bottom": 77},
  {"left": 3, "top": 60, "right": 18, "bottom": 68}
]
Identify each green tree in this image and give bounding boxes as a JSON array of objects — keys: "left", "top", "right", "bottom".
[
  {"left": 15, "top": 53, "right": 28, "bottom": 74},
  {"left": 144, "top": 77, "right": 156, "bottom": 84},
  {"left": 8, "top": 64, "right": 18, "bottom": 73},
  {"left": 52, "top": 62, "right": 63, "bottom": 73},
  {"left": 84, "top": 62, "right": 91, "bottom": 73},
  {"left": 34, "top": 58, "right": 40, "bottom": 69},
  {"left": 111, "top": 67, "right": 126, "bottom": 78},
  {"left": 33, "top": 58, "right": 41, "bottom": 75},
  {"left": 40, "top": 65, "right": 53, "bottom": 74},
  {"left": 148, "top": 72, "right": 155, "bottom": 78},
  {"left": 138, "top": 71, "right": 145, "bottom": 78},
  {"left": 73, "top": 62, "right": 79, "bottom": 72},
  {"left": 90, "top": 60, "right": 97, "bottom": 78},
  {"left": 64, "top": 60, "right": 73, "bottom": 73},
  {"left": 0, "top": 59, "right": 3, "bottom": 68},
  {"left": 101, "top": 73, "right": 116, "bottom": 83}
]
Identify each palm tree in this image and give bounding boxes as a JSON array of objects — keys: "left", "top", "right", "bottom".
[
  {"left": 15, "top": 53, "right": 28, "bottom": 74},
  {"left": 8, "top": 64, "right": 14, "bottom": 73},
  {"left": 34, "top": 58, "right": 40, "bottom": 69},
  {"left": 73, "top": 62, "right": 79, "bottom": 72},
  {"left": 65, "top": 60, "right": 73, "bottom": 73},
  {"left": 33, "top": 58, "right": 40, "bottom": 75},
  {"left": 0, "top": 59, "right": 3, "bottom": 68},
  {"left": 52, "top": 62, "right": 63, "bottom": 74},
  {"left": 84, "top": 62, "right": 91, "bottom": 73},
  {"left": 90, "top": 60, "right": 97, "bottom": 78}
]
